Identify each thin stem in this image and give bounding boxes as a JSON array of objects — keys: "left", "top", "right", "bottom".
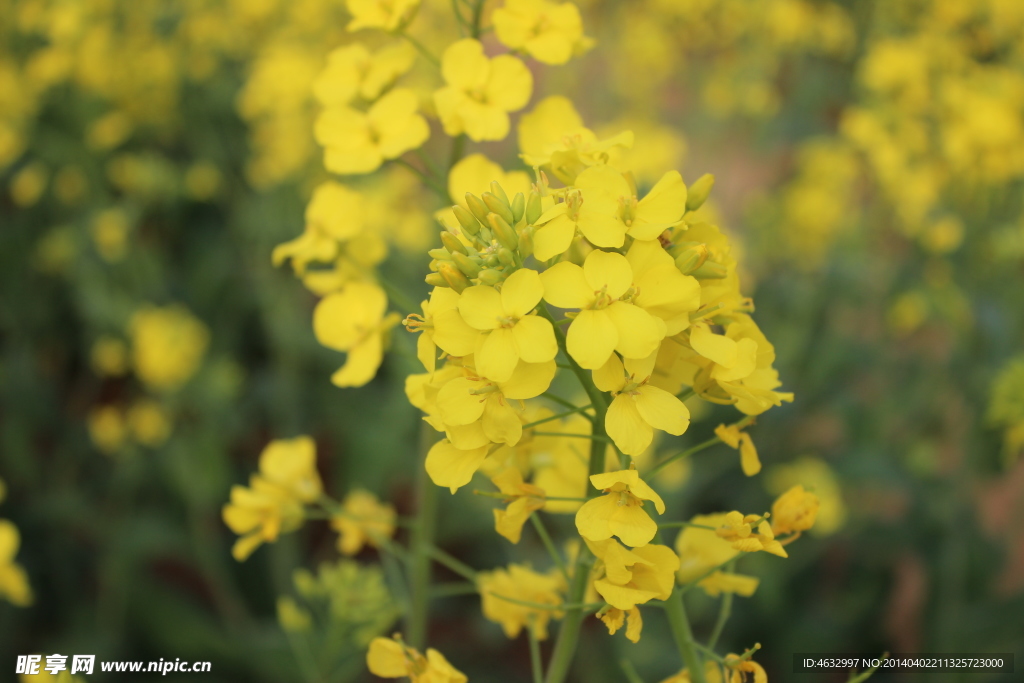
[
  {"left": 664, "top": 589, "right": 707, "bottom": 683},
  {"left": 620, "top": 659, "right": 646, "bottom": 683},
  {"left": 431, "top": 582, "right": 479, "bottom": 598},
  {"left": 649, "top": 435, "right": 721, "bottom": 477},
  {"left": 428, "top": 545, "right": 478, "bottom": 582},
  {"left": 544, "top": 496, "right": 588, "bottom": 502},
  {"left": 408, "top": 425, "right": 440, "bottom": 650},
  {"left": 677, "top": 387, "right": 696, "bottom": 402},
  {"left": 706, "top": 558, "right": 736, "bottom": 651},
  {"left": 394, "top": 158, "right": 448, "bottom": 200},
  {"left": 532, "top": 431, "right": 612, "bottom": 443},
  {"left": 529, "top": 620, "right": 544, "bottom": 683},
  {"left": 658, "top": 521, "right": 718, "bottom": 531},
  {"left": 530, "top": 513, "right": 570, "bottom": 584},
  {"left": 846, "top": 654, "right": 888, "bottom": 683},
  {"left": 400, "top": 32, "right": 440, "bottom": 67},
  {"left": 448, "top": 134, "right": 466, "bottom": 172},
  {"left": 469, "top": 0, "right": 486, "bottom": 38},
  {"left": 488, "top": 592, "right": 600, "bottom": 612},
  {"left": 691, "top": 641, "right": 726, "bottom": 664},
  {"left": 541, "top": 392, "right": 583, "bottom": 412},
  {"left": 523, "top": 404, "right": 593, "bottom": 429}
]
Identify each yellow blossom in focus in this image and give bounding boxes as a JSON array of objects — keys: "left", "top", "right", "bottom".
[
  {"left": 316, "top": 88, "right": 429, "bottom": 174},
  {"left": 490, "top": 467, "right": 546, "bottom": 543},
  {"left": 0, "top": 519, "right": 33, "bottom": 606},
  {"left": 346, "top": 0, "right": 420, "bottom": 32},
  {"left": 88, "top": 406, "right": 126, "bottom": 455},
  {"left": 313, "top": 281, "right": 401, "bottom": 388},
  {"left": 129, "top": 305, "right": 209, "bottom": 392},
  {"left": 478, "top": 563, "right": 565, "bottom": 639},
  {"left": 575, "top": 468, "right": 665, "bottom": 547},
  {"left": 715, "top": 511, "right": 787, "bottom": 557},
  {"left": 767, "top": 458, "right": 845, "bottom": 535},
  {"left": 715, "top": 423, "right": 761, "bottom": 476},
  {"left": 434, "top": 39, "right": 532, "bottom": 142},
  {"left": 367, "top": 635, "right": 467, "bottom": 683},
  {"left": 331, "top": 489, "right": 397, "bottom": 555},
  {"left": 493, "top": 0, "right": 592, "bottom": 65},
  {"left": 770, "top": 485, "right": 819, "bottom": 536},
  {"left": 404, "top": 287, "right": 482, "bottom": 373},
  {"left": 587, "top": 537, "right": 678, "bottom": 609}
]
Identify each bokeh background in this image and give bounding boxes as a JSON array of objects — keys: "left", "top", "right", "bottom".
[{"left": 2, "top": 0, "right": 1023, "bottom": 681}]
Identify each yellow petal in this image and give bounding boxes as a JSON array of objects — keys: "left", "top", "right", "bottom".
[
  {"left": 441, "top": 39, "right": 490, "bottom": 90},
  {"left": 593, "top": 578, "right": 659, "bottom": 610},
  {"left": 583, "top": 250, "right": 632, "bottom": 297},
  {"left": 494, "top": 496, "right": 533, "bottom": 543},
  {"left": 633, "top": 170, "right": 687, "bottom": 237},
  {"left": 540, "top": 261, "right": 592, "bottom": 309},
  {"left": 533, "top": 213, "right": 576, "bottom": 261},
  {"left": 593, "top": 353, "right": 626, "bottom": 392},
  {"left": 625, "top": 475, "right": 666, "bottom": 515},
  {"left": 482, "top": 394, "right": 523, "bottom": 445},
  {"left": 476, "top": 327, "right": 520, "bottom": 382},
  {"left": 331, "top": 335, "right": 384, "bottom": 387},
  {"left": 425, "top": 440, "right": 490, "bottom": 493},
  {"left": 485, "top": 54, "right": 533, "bottom": 112},
  {"left": 610, "top": 503, "right": 657, "bottom": 547},
  {"left": 574, "top": 493, "right": 619, "bottom": 541},
  {"left": 606, "top": 302, "right": 666, "bottom": 359},
  {"left": 513, "top": 315, "right": 557, "bottom": 363},
  {"left": 366, "top": 637, "right": 408, "bottom": 678},
  {"left": 606, "top": 394, "right": 654, "bottom": 456},
  {"left": 500, "top": 360, "right": 556, "bottom": 399},
  {"left": 567, "top": 310, "right": 617, "bottom": 369},
  {"left": 501, "top": 268, "right": 544, "bottom": 317},
  {"left": 459, "top": 285, "right": 503, "bottom": 330},
  {"left": 433, "top": 309, "right": 481, "bottom": 356},
  {"left": 689, "top": 323, "right": 738, "bottom": 367},
  {"left": 625, "top": 606, "right": 643, "bottom": 643},
  {"left": 739, "top": 433, "right": 761, "bottom": 476},
  {"left": 437, "top": 377, "right": 487, "bottom": 425},
  {"left": 635, "top": 385, "right": 690, "bottom": 436}
]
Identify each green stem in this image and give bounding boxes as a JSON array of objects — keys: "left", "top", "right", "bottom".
[
  {"left": 400, "top": 32, "right": 440, "bottom": 67},
  {"left": 395, "top": 158, "right": 448, "bottom": 201},
  {"left": 620, "top": 659, "right": 646, "bottom": 683},
  {"left": 523, "top": 404, "right": 593, "bottom": 429},
  {"left": 431, "top": 582, "right": 479, "bottom": 597},
  {"left": 665, "top": 589, "right": 707, "bottom": 683},
  {"left": 532, "top": 431, "right": 611, "bottom": 442},
  {"left": 541, "top": 392, "right": 584, "bottom": 412},
  {"left": 658, "top": 521, "right": 718, "bottom": 531},
  {"left": 706, "top": 558, "right": 736, "bottom": 651},
  {"left": 649, "top": 435, "right": 721, "bottom": 476},
  {"left": 408, "top": 426, "right": 440, "bottom": 650},
  {"left": 428, "top": 545, "right": 478, "bottom": 582},
  {"left": 529, "top": 621, "right": 544, "bottom": 683},
  {"left": 541, "top": 552, "right": 592, "bottom": 683},
  {"left": 530, "top": 513, "right": 570, "bottom": 584}
]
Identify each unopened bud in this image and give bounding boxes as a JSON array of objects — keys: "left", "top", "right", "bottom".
[
  {"left": 453, "top": 205, "right": 481, "bottom": 235},
  {"left": 497, "top": 248, "right": 516, "bottom": 267},
  {"left": 686, "top": 174, "right": 715, "bottom": 212},
  {"left": 466, "top": 193, "right": 489, "bottom": 223},
  {"left": 516, "top": 224, "right": 535, "bottom": 258},
  {"left": 674, "top": 244, "right": 709, "bottom": 274},
  {"left": 440, "top": 231, "right": 468, "bottom": 256},
  {"left": 510, "top": 192, "right": 525, "bottom": 224},
  {"left": 477, "top": 268, "right": 503, "bottom": 285},
  {"left": 525, "top": 191, "right": 542, "bottom": 224},
  {"left": 489, "top": 213, "right": 519, "bottom": 251},
  {"left": 452, "top": 251, "right": 481, "bottom": 278},
  {"left": 691, "top": 260, "right": 728, "bottom": 279},
  {"left": 482, "top": 192, "right": 515, "bottom": 226},
  {"left": 425, "top": 272, "right": 447, "bottom": 287},
  {"left": 439, "top": 262, "right": 470, "bottom": 292},
  {"left": 428, "top": 247, "right": 452, "bottom": 261},
  {"left": 489, "top": 181, "right": 510, "bottom": 206}
]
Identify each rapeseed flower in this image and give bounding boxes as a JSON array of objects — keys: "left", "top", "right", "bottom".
[{"left": 575, "top": 468, "right": 665, "bottom": 547}]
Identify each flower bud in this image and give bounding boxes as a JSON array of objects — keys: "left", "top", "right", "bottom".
[
  {"left": 497, "top": 248, "right": 515, "bottom": 267},
  {"left": 674, "top": 244, "right": 709, "bottom": 274},
  {"left": 477, "top": 268, "right": 503, "bottom": 285},
  {"left": 466, "top": 193, "right": 489, "bottom": 223},
  {"left": 510, "top": 192, "right": 525, "bottom": 224},
  {"left": 489, "top": 181, "right": 510, "bottom": 206},
  {"left": 425, "top": 272, "right": 447, "bottom": 287},
  {"left": 440, "top": 231, "right": 468, "bottom": 256},
  {"left": 451, "top": 251, "right": 481, "bottom": 278},
  {"left": 428, "top": 247, "right": 453, "bottom": 261},
  {"left": 516, "top": 224, "right": 535, "bottom": 258},
  {"left": 439, "top": 262, "right": 470, "bottom": 293},
  {"left": 525, "top": 191, "right": 542, "bottom": 224},
  {"left": 686, "top": 174, "right": 715, "bottom": 212},
  {"left": 453, "top": 205, "right": 481, "bottom": 235},
  {"left": 488, "top": 213, "right": 519, "bottom": 251},
  {"left": 691, "top": 260, "right": 728, "bottom": 279},
  {"left": 482, "top": 192, "right": 515, "bottom": 226}
]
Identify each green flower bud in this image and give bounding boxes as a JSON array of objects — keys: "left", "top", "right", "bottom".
[
  {"left": 453, "top": 205, "right": 481, "bottom": 235},
  {"left": 686, "top": 174, "right": 715, "bottom": 212},
  {"left": 425, "top": 272, "right": 447, "bottom": 287},
  {"left": 440, "top": 231, "right": 468, "bottom": 256},
  {"left": 482, "top": 192, "right": 515, "bottom": 226},
  {"left": 439, "top": 262, "right": 470, "bottom": 292},
  {"left": 489, "top": 181, "right": 510, "bottom": 206},
  {"left": 497, "top": 248, "right": 515, "bottom": 267},
  {"left": 466, "top": 193, "right": 489, "bottom": 223},
  {"left": 488, "top": 213, "right": 519, "bottom": 251},
  {"left": 516, "top": 224, "right": 535, "bottom": 258},
  {"left": 674, "top": 244, "right": 709, "bottom": 275},
  {"left": 452, "top": 251, "right": 481, "bottom": 278},
  {"left": 428, "top": 247, "right": 453, "bottom": 261},
  {"left": 691, "top": 260, "right": 728, "bottom": 279},
  {"left": 477, "top": 268, "right": 503, "bottom": 285},
  {"left": 510, "top": 192, "right": 525, "bottom": 224},
  {"left": 525, "top": 191, "right": 542, "bottom": 224}
]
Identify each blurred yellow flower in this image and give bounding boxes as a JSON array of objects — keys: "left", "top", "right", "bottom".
[
  {"left": 489, "top": 467, "right": 546, "bottom": 543},
  {"left": 770, "top": 485, "right": 819, "bottom": 536},
  {"left": 478, "top": 563, "right": 564, "bottom": 639},
  {"left": 0, "top": 520, "right": 33, "bottom": 607},
  {"left": 367, "top": 636, "right": 467, "bottom": 683},
  {"left": 331, "top": 489, "right": 397, "bottom": 555},
  {"left": 313, "top": 281, "right": 401, "bottom": 388},
  {"left": 9, "top": 162, "right": 48, "bottom": 207},
  {"left": 90, "top": 208, "right": 130, "bottom": 262},
  {"left": 346, "top": 0, "right": 420, "bottom": 32},
  {"left": 493, "top": 0, "right": 592, "bottom": 65},
  {"left": 714, "top": 423, "right": 761, "bottom": 476},
  {"left": 129, "top": 305, "right": 209, "bottom": 392},
  {"left": 88, "top": 406, "right": 126, "bottom": 455},
  {"left": 675, "top": 513, "right": 759, "bottom": 598},
  {"left": 127, "top": 399, "right": 171, "bottom": 448},
  {"left": 313, "top": 42, "right": 416, "bottom": 106},
  {"left": 90, "top": 336, "right": 128, "bottom": 377}
]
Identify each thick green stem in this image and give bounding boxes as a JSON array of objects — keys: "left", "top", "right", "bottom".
[
  {"left": 665, "top": 589, "right": 707, "bottom": 683},
  {"left": 542, "top": 550, "right": 592, "bottom": 683},
  {"left": 408, "top": 425, "right": 440, "bottom": 650}
]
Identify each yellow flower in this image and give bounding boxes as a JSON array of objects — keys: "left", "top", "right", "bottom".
[
  {"left": 715, "top": 511, "right": 787, "bottom": 558},
  {"left": 127, "top": 399, "right": 171, "bottom": 447},
  {"left": 625, "top": 239, "right": 702, "bottom": 335},
  {"left": 490, "top": 468, "right": 546, "bottom": 543},
  {"left": 458, "top": 268, "right": 557, "bottom": 382},
  {"left": 273, "top": 181, "right": 368, "bottom": 276},
  {"left": 313, "top": 42, "right": 416, "bottom": 107},
  {"left": 331, "top": 489, "right": 397, "bottom": 555},
  {"left": 575, "top": 468, "right": 665, "bottom": 547},
  {"left": 404, "top": 287, "right": 482, "bottom": 373},
  {"left": 424, "top": 439, "right": 493, "bottom": 494},
  {"left": 493, "top": 0, "right": 592, "bottom": 65},
  {"left": 596, "top": 352, "right": 690, "bottom": 456},
  {"left": 88, "top": 406, "right": 126, "bottom": 455},
  {"left": 129, "top": 305, "right": 209, "bottom": 392},
  {"left": 346, "top": 0, "right": 420, "bottom": 32},
  {"left": 435, "top": 359, "right": 556, "bottom": 449},
  {"left": 598, "top": 606, "right": 643, "bottom": 643},
  {"left": 723, "top": 655, "right": 768, "bottom": 683},
  {"left": 313, "top": 281, "right": 401, "bottom": 388},
  {"left": 770, "top": 485, "right": 819, "bottom": 536},
  {"left": 587, "top": 537, "right": 678, "bottom": 609},
  {"left": 316, "top": 88, "right": 429, "bottom": 174},
  {"left": 367, "top": 636, "right": 467, "bottom": 683},
  {"left": 675, "top": 513, "right": 759, "bottom": 598},
  {"left": 222, "top": 437, "right": 322, "bottom": 561},
  {"left": 0, "top": 520, "right": 33, "bottom": 606},
  {"left": 433, "top": 39, "right": 532, "bottom": 142},
  {"left": 541, "top": 250, "right": 666, "bottom": 369},
  {"left": 714, "top": 424, "right": 761, "bottom": 476},
  {"left": 767, "top": 458, "right": 845, "bottom": 535},
  {"left": 9, "top": 162, "right": 48, "bottom": 207},
  {"left": 478, "top": 563, "right": 565, "bottom": 639}
]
